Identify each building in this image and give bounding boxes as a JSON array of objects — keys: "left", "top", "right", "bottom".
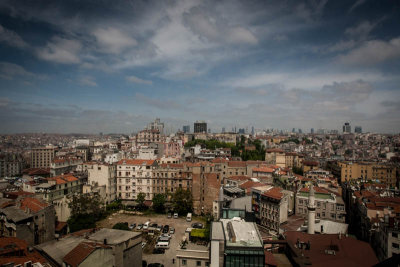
[
  {"left": 0, "top": 153, "right": 24, "bottom": 178},
  {"left": 147, "top": 118, "right": 164, "bottom": 134},
  {"left": 36, "top": 228, "right": 142, "bottom": 267},
  {"left": 183, "top": 125, "right": 190, "bottom": 133},
  {"left": 355, "top": 126, "right": 362, "bottom": 133},
  {"left": 194, "top": 121, "right": 207, "bottom": 133},
  {"left": 31, "top": 145, "right": 56, "bottom": 168},
  {"left": 284, "top": 231, "right": 378, "bottom": 266},
  {"left": 0, "top": 237, "right": 49, "bottom": 266},
  {"left": 85, "top": 162, "right": 117, "bottom": 204},
  {"left": 50, "top": 157, "right": 83, "bottom": 176},
  {"left": 116, "top": 159, "right": 158, "bottom": 201},
  {"left": 252, "top": 187, "right": 291, "bottom": 232},
  {"left": 136, "top": 129, "right": 162, "bottom": 147},
  {"left": 210, "top": 218, "right": 265, "bottom": 267},
  {"left": 153, "top": 163, "right": 192, "bottom": 197},
  {"left": 343, "top": 122, "right": 351, "bottom": 133},
  {"left": 296, "top": 186, "right": 346, "bottom": 223},
  {"left": 176, "top": 242, "right": 210, "bottom": 267},
  {"left": 0, "top": 196, "right": 56, "bottom": 246}
]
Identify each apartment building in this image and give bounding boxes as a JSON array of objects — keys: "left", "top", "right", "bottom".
[
  {"left": 296, "top": 187, "right": 346, "bottom": 223},
  {"left": 0, "top": 153, "right": 25, "bottom": 178},
  {"left": 50, "top": 157, "right": 83, "bottom": 176},
  {"left": 153, "top": 163, "right": 192, "bottom": 197},
  {"left": 31, "top": 145, "right": 56, "bottom": 168},
  {"left": 116, "top": 159, "right": 158, "bottom": 201},
  {"left": 372, "top": 165, "right": 397, "bottom": 187},
  {"left": 86, "top": 162, "right": 117, "bottom": 204},
  {"left": 136, "top": 129, "right": 162, "bottom": 147},
  {"left": 0, "top": 196, "right": 55, "bottom": 245}
]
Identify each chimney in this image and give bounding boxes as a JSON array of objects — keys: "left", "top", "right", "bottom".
[{"left": 104, "top": 238, "right": 107, "bottom": 245}]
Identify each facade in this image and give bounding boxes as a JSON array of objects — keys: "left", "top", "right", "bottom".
[
  {"left": 355, "top": 126, "right": 362, "bottom": 133},
  {"left": 153, "top": 163, "right": 192, "bottom": 197},
  {"left": 50, "top": 157, "right": 83, "bottom": 176},
  {"left": 210, "top": 218, "right": 265, "bottom": 267},
  {"left": 343, "top": 122, "right": 351, "bottom": 133},
  {"left": 0, "top": 153, "right": 24, "bottom": 178},
  {"left": 296, "top": 187, "right": 346, "bottom": 223},
  {"left": 136, "top": 129, "right": 162, "bottom": 147},
  {"left": 37, "top": 228, "right": 142, "bottom": 267},
  {"left": 86, "top": 162, "right": 117, "bottom": 204},
  {"left": 194, "top": 121, "right": 207, "bottom": 133},
  {"left": 0, "top": 197, "right": 55, "bottom": 246},
  {"left": 31, "top": 145, "right": 56, "bottom": 168},
  {"left": 116, "top": 159, "right": 158, "bottom": 201},
  {"left": 183, "top": 125, "right": 190, "bottom": 133}
]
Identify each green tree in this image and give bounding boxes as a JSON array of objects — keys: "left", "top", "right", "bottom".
[
  {"left": 112, "top": 222, "right": 130, "bottom": 231},
  {"left": 152, "top": 193, "right": 166, "bottom": 213},
  {"left": 136, "top": 192, "right": 146, "bottom": 210},
  {"left": 67, "top": 194, "right": 106, "bottom": 232},
  {"left": 292, "top": 166, "right": 304, "bottom": 175},
  {"left": 171, "top": 188, "right": 192, "bottom": 215}
]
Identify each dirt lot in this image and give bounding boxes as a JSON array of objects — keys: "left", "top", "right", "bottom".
[{"left": 97, "top": 212, "right": 206, "bottom": 267}]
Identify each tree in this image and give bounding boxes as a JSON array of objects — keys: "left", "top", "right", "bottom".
[
  {"left": 292, "top": 166, "right": 304, "bottom": 176},
  {"left": 152, "top": 193, "right": 166, "bottom": 213},
  {"left": 112, "top": 222, "right": 130, "bottom": 231},
  {"left": 136, "top": 192, "right": 146, "bottom": 210},
  {"left": 171, "top": 188, "right": 192, "bottom": 215},
  {"left": 67, "top": 194, "right": 106, "bottom": 232}
]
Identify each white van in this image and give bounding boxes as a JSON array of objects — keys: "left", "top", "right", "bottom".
[
  {"left": 155, "top": 241, "right": 170, "bottom": 249},
  {"left": 186, "top": 213, "right": 192, "bottom": 222},
  {"left": 143, "top": 221, "right": 150, "bottom": 230}
]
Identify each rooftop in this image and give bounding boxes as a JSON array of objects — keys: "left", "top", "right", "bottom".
[{"left": 220, "top": 218, "right": 263, "bottom": 248}]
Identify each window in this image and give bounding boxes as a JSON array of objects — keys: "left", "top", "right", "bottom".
[
  {"left": 393, "top": 243, "right": 399, "bottom": 249},
  {"left": 196, "top": 261, "right": 201, "bottom": 266},
  {"left": 393, "top": 233, "right": 398, "bottom": 238},
  {"left": 182, "top": 260, "right": 187, "bottom": 266}
]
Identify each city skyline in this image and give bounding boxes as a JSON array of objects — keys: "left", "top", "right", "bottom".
[{"left": 1, "top": 0, "right": 400, "bottom": 134}]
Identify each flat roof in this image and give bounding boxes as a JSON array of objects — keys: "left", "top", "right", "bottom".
[
  {"left": 211, "top": 222, "right": 224, "bottom": 241},
  {"left": 220, "top": 219, "right": 263, "bottom": 248},
  {"left": 89, "top": 228, "right": 141, "bottom": 244}
]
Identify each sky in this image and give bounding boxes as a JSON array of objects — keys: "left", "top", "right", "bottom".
[{"left": 0, "top": 0, "right": 399, "bottom": 134}]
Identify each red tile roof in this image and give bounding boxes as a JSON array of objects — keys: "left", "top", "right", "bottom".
[
  {"left": 253, "top": 167, "right": 275, "bottom": 173},
  {"left": 47, "top": 174, "right": 78, "bottom": 185},
  {"left": 263, "top": 187, "right": 283, "bottom": 200},
  {"left": 300, "top": 187, "right": 330, "bottom": 194},
  {"left": 19, "top": 197, "right": 49, "bottom": 213},
  {"left": 228, "top": 161, "right": 247, "bottom": 167},
  {"left": 117, "top": 159, "right": 156, "bottom": 165},
  {"left": 227, "top": 175, "right": 250, "bottom": 181},
  {"left": 63, "top": 242, "right": 110, "bottom": 267},
  {"left": 55, "top": 221, "right": 68, "bottom": 232},
  {"left": 284, "top": 231, "right": 378, "bottom": 267},
  {"left": 239, "top": 181, "right": 265, "bottom": 190},
  {"left": 303, "top": 160, "right": 319, "bottom": 166},
  {"left": 0, "top": 237, "right": 48, "bottom": 265},
  {"left": 22, "top": 168, "right": 50, "bottom": 176}
]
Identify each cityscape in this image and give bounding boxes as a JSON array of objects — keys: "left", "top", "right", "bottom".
[{"left": 1, "top": 1, "right": 400, "bottom": 267}]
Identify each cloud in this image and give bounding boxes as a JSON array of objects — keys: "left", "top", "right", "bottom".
[
  {"left": 78, "top": 76, "right": 97, "bottom": 87},
  {"left": 37, "top": 36, "right": 81, "bottom": 64},
  {"left": 135, "top": 93, "right": 181, "bottom": 110},
  {"left": 348, "top": 0, "right": 367, "bottom": 13},
  {"left": 126, "top": 75, "right": 153, "bottom": 85},
  {"left": 345, "top": 21, "right": 376, "bottom": 39},
  {"left": 338, "top": 37, "right": 400, "bottom": 65},
  {"left": 93, "top": 27, "right": 137, "bottom": 54},
  {"left": 0, "top": 24, "right": 28, "bottom": 48},
  {"left": 0, "top": 61, "right": 33, "bottom": 80}
]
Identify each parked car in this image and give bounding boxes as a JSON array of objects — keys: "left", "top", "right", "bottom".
[
  {"left": 191, "top": 222, "right": 204, "bottom": 229},
  {"left": 161, "top": 233, "right": 171, "bottom": 239},
  {"left": 173, "top": 213, "right": 178, "bottom": 218},
  {"left": 167, "top": 213, "right": 172, "bottom": 218},
  {"left": 143, "top": 222, "right": 150, "bottom": 230},
  {"left": 148, "top": 263, "right": 164, "bottom": 267},
  {"left": 169, "top": 227, "right": 175, "bottom": 234},
  {"left": 163, "top": 225, "right": 169, "bottom": 233},
  {"left": 151, "top": 223, "right": 158, "bottom": 228},
  {"left": 152, "top": 248, "right": 165, "bottom": 254},
  {"left": 129, "top": 223, "right": 136, "bottom": 230},
  {"left": 156, "top": 225, "right": 163, "bottom": 232},
  {"left": 136, "top": 224, "right": 143, "bottom": 230}
]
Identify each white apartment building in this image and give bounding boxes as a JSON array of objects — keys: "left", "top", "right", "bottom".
[
  {"left": 116, "top": 159, "right": 158, "bottom": 201},
  {"left": 86, "top": 162, "right": 117, "bottom": 204}
]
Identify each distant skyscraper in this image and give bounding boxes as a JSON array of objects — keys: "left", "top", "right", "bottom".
[
  {"left": 183, "top": 125, "right": 190, "bottom": 133},
  {"left": 194, "top": 121, "right": 207, "bottom": 133},
  {"left": 292, "top": 128, "right": 296, "bottom": 133},
  {"left": 343, "top": 122, "right": 351, "bottom": 133},
  {"left": 251, "top": 126, "right": 255, "bottom": 135},
  {"left": 298, "top": 128, "right": 302, "bottom": 134},
  {"left": 147, "top": 118, "right": 164, "bottom": 133},
  {"left": 355, "top": 126, "right": 362, "bottom": 133},
  {"left": 310, "top": 128, "right": 314, "bottom": 134},
  {"left": 222, "top": 127, "right": 225, "bottom": 133},
  {"left": 208, "top": 128, "right": 211, "bottom": 133},
  {"left": 238, "top": 128, "right": 245, "bottom": 134}
]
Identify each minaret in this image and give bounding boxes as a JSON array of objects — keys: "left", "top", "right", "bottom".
[
  {"left": 218, "top": 186, "right": 224, "bottom": 220},
  {"left": 307, "top": 184, "right": 316, "bottom": 234}
]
